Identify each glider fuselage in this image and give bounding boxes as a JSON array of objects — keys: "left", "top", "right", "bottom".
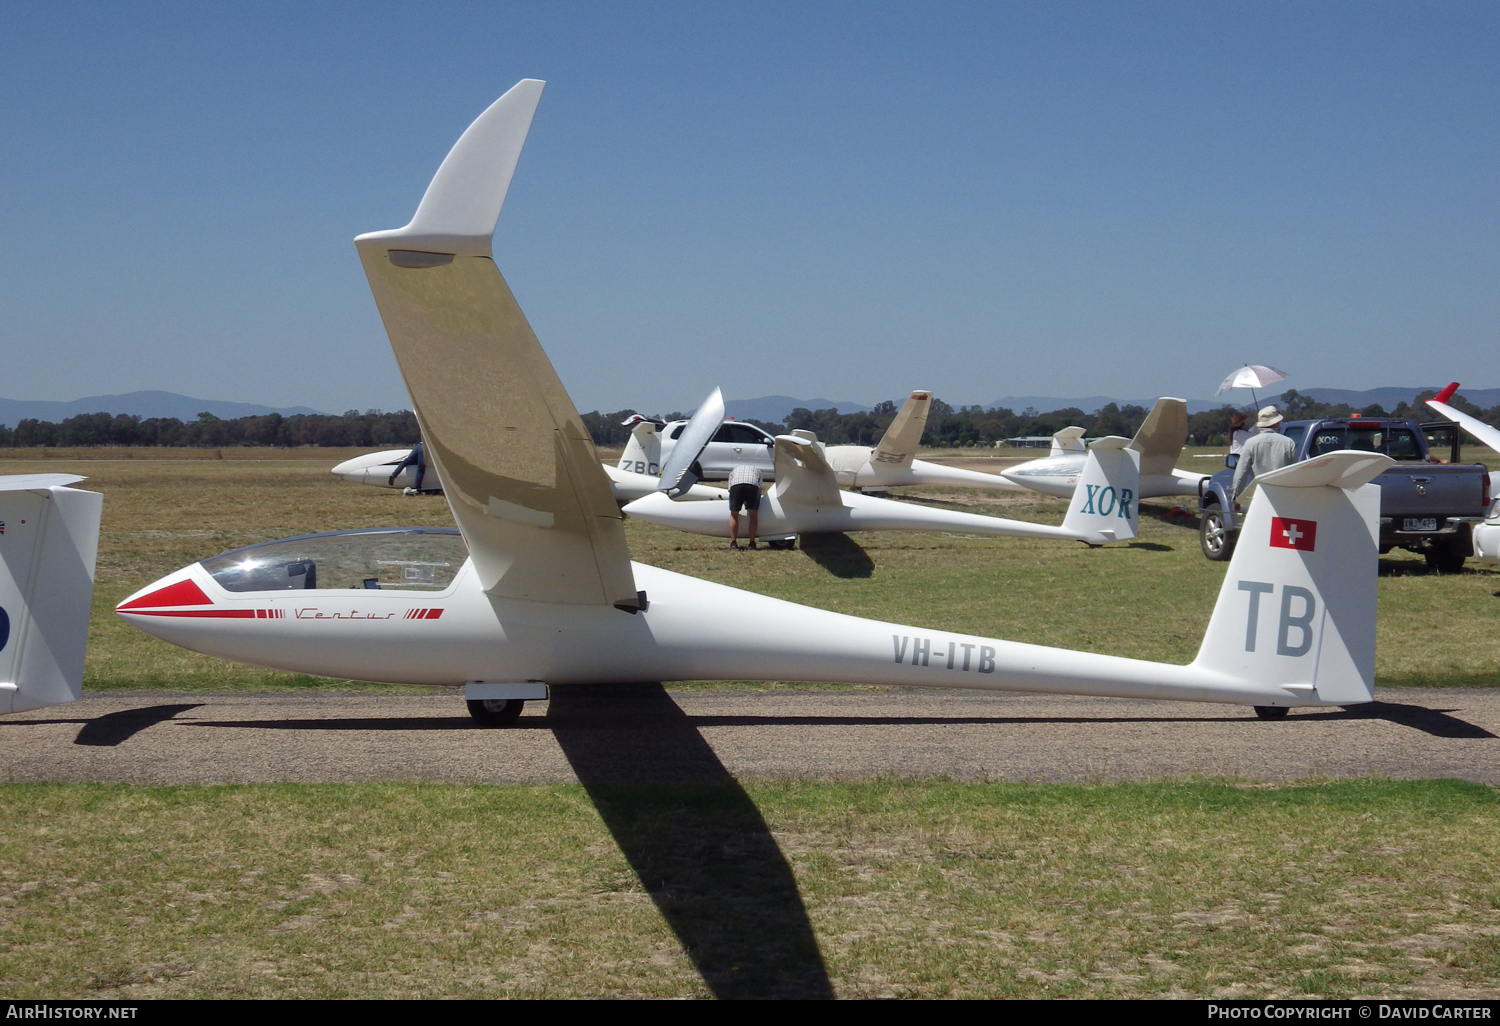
[{"left": 116, "top": 553, "right": 1316, "bottom": 707}]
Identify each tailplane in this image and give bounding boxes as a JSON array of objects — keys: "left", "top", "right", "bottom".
[
  {"left": 872, "top": 390, "right": 931, "bottom": 468},
  {"left": 774, "top": 432, "right": 844, "bottom": 509},
  {"left": 617, "top": 416, "right": 662, "bottom": 477},
  {"left": 1190, "top": 451, "right": 1390, "bottom": 706},
  {"left": 1060, "top": 438, "right": 1140, "bottom": 543},
  {"left": 0, "top": 475, "right": 103, "bottom": 714},
  {"left": 1050, "top": 426, "right": 1087, "bottom": 456}
]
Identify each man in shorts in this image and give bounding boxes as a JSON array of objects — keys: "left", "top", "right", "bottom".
[{"left": 727, "top": 464, "right": 763, "bottom": 550}]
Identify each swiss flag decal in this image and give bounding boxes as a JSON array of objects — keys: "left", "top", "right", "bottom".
[{"left": 1270, "top": 517, "right": 1317, "bottom": 552}]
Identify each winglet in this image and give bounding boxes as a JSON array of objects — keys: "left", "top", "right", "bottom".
[
  {"left": 356, "top": 79, "right": 545, "bottom": 257},
  {"left": 1434, "top": 382, "right": 1460, "bottom": 405}
]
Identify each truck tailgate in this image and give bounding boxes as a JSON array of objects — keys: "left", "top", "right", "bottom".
[{"left": 1379, "top": 464, "right": 1487, "bottom": 519}]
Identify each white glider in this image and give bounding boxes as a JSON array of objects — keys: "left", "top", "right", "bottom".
[
  {"left": 331, "top": 418, "right": 726, "bottom": 504},
  {"left": 117, "top": 80, "right": 1387, "bottom": 724},
  {"left": 0, "top": 474, "right": 103, "bottom": 714},
  {"left": 1426, "top": 382, "right": 1500, "bottom": 566},
  {"left": 625, "top": 429, "right": 1141, "bottom": 546},
  {"left": 1000, "top": 397, "right": 1209, "bottom": 499},
  {"left": 820, "top": 390, "right": 1029, "bottom": 492}
]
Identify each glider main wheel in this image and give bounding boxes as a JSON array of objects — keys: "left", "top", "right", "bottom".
[
  {"left": 1199, "top": 508, "right": 1237, "bottom": 562},
  {"left": 1253, "top": 706, "right": 1289, "bottom": 720},
  {"left": 467, "top": 698, "right": 526, "bottom": 727}
]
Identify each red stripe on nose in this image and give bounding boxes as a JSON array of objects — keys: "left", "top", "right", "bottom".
[{"left": 119, "top": 578, "right": 213, "bottom": 610}]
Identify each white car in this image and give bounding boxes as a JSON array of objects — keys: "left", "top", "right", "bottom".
[{"left": 659, "top": 419, "right": 777, "bottom": 479}]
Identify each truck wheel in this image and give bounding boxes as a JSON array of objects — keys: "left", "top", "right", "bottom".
[
  {"left": 1424, "top": 543, "right": 1466, "bottom": 574},
  {"left": 1254, "top": 706, "right": 1289, "bottom": 720},
  {"left": 1200, "top": 508, "right": 1237, "bottom": 561},
  {"left": 466, "top": 698, "right": 525, "bottom": 726}
]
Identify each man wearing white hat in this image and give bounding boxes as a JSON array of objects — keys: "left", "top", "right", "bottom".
[{"left": 1231, "top": 405, "right": 1297, "bottom": 501}]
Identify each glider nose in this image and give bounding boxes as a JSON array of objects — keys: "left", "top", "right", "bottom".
[{"left": 115, "top": 568, "right": 223, "bottom": 644}]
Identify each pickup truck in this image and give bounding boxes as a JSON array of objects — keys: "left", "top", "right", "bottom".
[{"left": 1197, "top": 417, "right": 1491, "bottom": 571}]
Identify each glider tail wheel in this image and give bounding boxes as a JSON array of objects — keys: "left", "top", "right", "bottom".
[{"left": 467, "top": 698, "right": 526, "bottom": 726}]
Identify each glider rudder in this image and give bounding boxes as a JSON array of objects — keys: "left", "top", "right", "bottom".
[
  {"left": 0, "top": 477, "right": 103, "bottom": 714},
  {"left": 1189, "top": 451, "right": 1390, "bottom": 707},
  {"left": 1060, "top": 438, "right": 1140, "bottom": 543}
]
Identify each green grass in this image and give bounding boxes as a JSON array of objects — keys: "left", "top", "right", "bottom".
[
  {"left": 2, "top": 780, "right": 1497, "bottom": 999},
  {"left": 2, "top": 448, "right": 1493, "bottom": 692}
]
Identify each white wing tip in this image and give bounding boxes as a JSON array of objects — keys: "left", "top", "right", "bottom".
[{"left": 355, "top": 79, "right": 547, "bottom": 256}]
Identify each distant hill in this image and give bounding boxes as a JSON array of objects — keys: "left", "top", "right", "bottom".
[
  {"left": 988, "top": 395, "right": 1231, "bottom": 415},
  {"left": 986, "top": 387, "right": 1500, "bottom": 417},
  {"left": 0, "top": 390, "right": 328, "bottom": 428},
  {"left": 722, "top": 395, "right": 871, "bottom": 423},
  {"left": 1297, "top": 386, "right": 1500, "bottom": 409}
]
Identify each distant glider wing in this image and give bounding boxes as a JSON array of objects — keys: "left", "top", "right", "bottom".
[
  {"left": 1428, "top": 385, "right": 1500, "bottom": 455},
  {"left": 658, "top": 388, "right": 725, "bottom": 498},
  {"left": 354, "top": 81, "right": 640, "bottom": 610}
]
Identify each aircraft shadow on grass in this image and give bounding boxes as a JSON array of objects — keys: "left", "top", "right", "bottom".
[
  {"left": 546, "top": 684, "right": 835, "bottom": 999},
  {"left": 795, "top": 532, "right": 875, "bottom": 579}
]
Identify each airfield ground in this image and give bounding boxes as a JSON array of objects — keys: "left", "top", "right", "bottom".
[{"left": 1, "top": 447, "right": 1498, "bottom": 998}]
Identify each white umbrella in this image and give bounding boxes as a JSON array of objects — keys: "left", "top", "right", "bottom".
[{"left": 1215, "top": 364, "right": 1288, "bottom": 408}]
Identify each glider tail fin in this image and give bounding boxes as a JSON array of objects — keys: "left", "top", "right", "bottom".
[
  {"left": 1060, "top": 438, "right": 1140, "bottom": 543},
  {"left": 1190, "top": 451, "right": 1391, "bottom": 706},
  {"left": 1127, "top": 397, "right": 1189, "bottom": 477},
  {"left": 617, "top": 417, "right": 662, "bottom": 477},
  {"left": 1050, "top": 426, "right": 1087, "bottom": 456},
  {"left": 872, "top": 390, "right": 931, "bottom": 468},
  {"left": 0, "top": 478, "right": 102, "bottom": 714}
]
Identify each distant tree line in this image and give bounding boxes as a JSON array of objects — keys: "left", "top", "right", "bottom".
[
  {"left": 6, "top": 389, "right": 1496, "bottom": 450},
  {"left": 0, "top": 410, "right": 421, "bottom": 448}
]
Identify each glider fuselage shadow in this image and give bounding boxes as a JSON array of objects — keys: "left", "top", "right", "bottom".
[
  {"left": 74, "top": 704, "right": 201, "bottom": 747},
  {"left": 797, "top": 532, "right": 874, "bottom": 578},
  {"left": 548, "top": 683, "right": 833, "bottom": 999}
]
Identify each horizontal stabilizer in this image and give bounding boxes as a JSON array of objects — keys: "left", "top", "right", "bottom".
[
  {"left": 774, "top": 433, "right": 843, "bottom": 509},
  {"left": 1257, "top": 451, "right": 1393, "bottom": 491},
  {"left": 1050, "top": 427, "right": 1086, "bottom": 457},
  {"left": 0, "top": 474, "right": 87, "bottom": 492}
]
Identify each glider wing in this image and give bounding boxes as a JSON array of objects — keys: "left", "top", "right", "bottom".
[{"left": 354, "top": 81, "right": 640, "bottom": 610}]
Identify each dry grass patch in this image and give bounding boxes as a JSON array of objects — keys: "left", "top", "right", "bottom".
[{"left": 1, "top": 780, "right": 1497, "bottom": 999}]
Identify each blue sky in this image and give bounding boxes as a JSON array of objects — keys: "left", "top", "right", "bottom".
[{"left": 1, "top": 1, "right": 1496, "bottom": 415}]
